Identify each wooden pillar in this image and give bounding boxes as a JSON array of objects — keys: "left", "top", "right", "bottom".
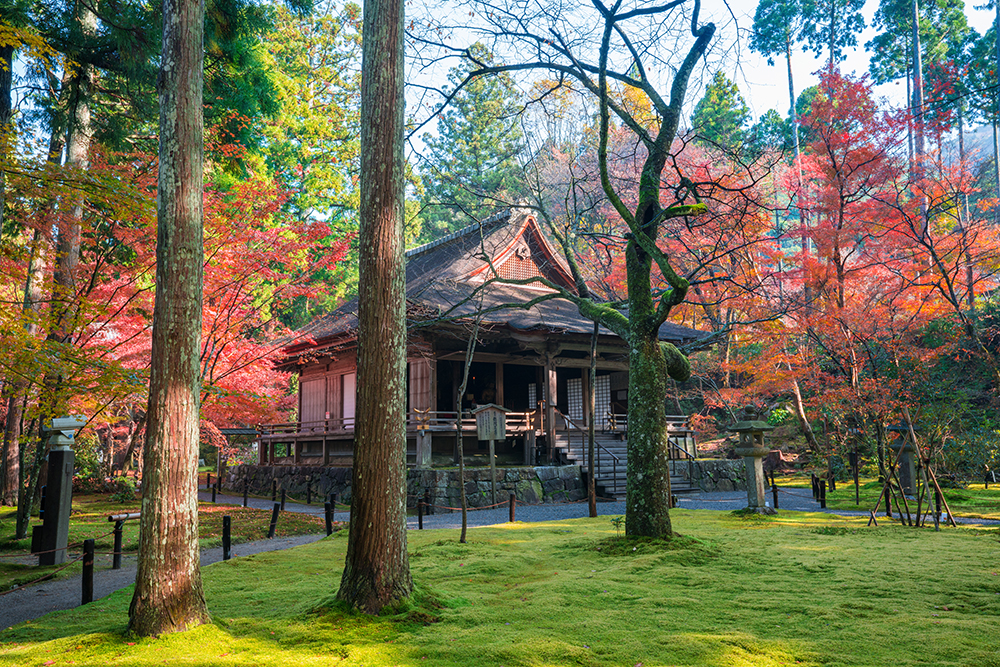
[
  {"left": 293, "top": 440, "right": 301, "bottom": 465},
  {"left": 545, "top": 358, "right": 556, "bottom": 463},
  {"left": 495, "top": 362, "right": 505, "bottom": 407},
  {"left": 269, "top": 441, "right": 275, "bottom": 465},
  {"left": 416, "top": 430, "right": 432, "bottom": 468},
  {"left": 453, "top": 361, "right": 462, "bottom": 464},
  {"left": 322, "top": 438, "right": 329, "bottom": 466}
]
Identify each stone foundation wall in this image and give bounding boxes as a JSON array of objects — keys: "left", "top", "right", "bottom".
[
  {"left": 223, "top": 464, "right": 585, "bottom": 510},
  {"left": 671, "top": 459, "right": 746, "bottom": 492}
]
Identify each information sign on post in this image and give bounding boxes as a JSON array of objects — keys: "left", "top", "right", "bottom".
[{"left": 472, "top": 404, "right": 510, "bottom": 504}]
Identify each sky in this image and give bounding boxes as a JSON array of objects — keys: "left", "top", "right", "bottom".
[{"left": 701, "top": 0, "right": 997, "bottom": 125}]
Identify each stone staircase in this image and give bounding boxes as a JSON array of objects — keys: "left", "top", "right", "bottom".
[{"left": 552, "top": 430, "right": 697, "bottom": 499}]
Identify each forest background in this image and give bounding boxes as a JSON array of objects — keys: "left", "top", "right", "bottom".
[{"left": 2, "top": 0, "right": 1000, "bottom": 531}]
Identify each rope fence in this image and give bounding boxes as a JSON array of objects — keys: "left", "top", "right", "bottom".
[{"left": 0, "top": 555, "right": 83, "bottom": 597}]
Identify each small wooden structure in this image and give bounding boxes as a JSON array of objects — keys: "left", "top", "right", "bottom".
[{"left": 473, "top": 403, "right": 510, "bottom": 503}]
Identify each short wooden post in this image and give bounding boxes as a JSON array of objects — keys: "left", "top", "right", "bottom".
[
  {"left": 325, "top": 502, "right": 333, "bottom": 536},
  {"left": 811, "top": 474, "right": 818, "bottom": 500},
  {"left": 819, "top": 480, "right": 827, "bottom": 509},
  {"left": 417, "top": 499, "right": 424, "bottom": 530},
  {"left": 223, "top": 515, "right": 231, "bottom": 561},
  {"left": 935, "top": 488, "right": 942, "bottom": 531},
  {"left": 271, "top": 479, "right": 277, "bottom": 502},
  {"left": 852, "top": 449, "right": 860, "bottom": 505},
  {"left": 206, "top": 472, "right": 212, "bottom": 491},
  {"left": 112, "top": 520, "right": 124, "bottom": 570},
  {"left": 243, "top": 479, "right": 249, "bottom": 508},
  {"left": 82, "top": 539, "right": 94, "bottom": 605},
  {"left": 771, "top": 481, "right": 779, "bottom": 510},
  {"left": 489, "top": 439, "right": 497, "bottom": 504},
  {"left": 424, "top": 489, "right": 432, "bottom": 516},
  {"left": 280, "top": 488, "right": 286, "bottom": 512},
  {"left": 306, "top": 476, "right": 312, "bottom": 505},
  {"left": 509, "top": 492, "right": 516, "bottom": 522},
  {"left": 828, "top": 476, "right": 835, "bottom": 492},
  {"left": 212, "top": 484, "right": 217, "bottom": 503},
  {"left": 268, "top": 502, "right": 280, "bottom": 539}
]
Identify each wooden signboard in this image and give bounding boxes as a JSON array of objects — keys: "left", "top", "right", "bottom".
[
  {"left": 473, "top": 404, "right": 509, "bottom": 441},
  {"left": 472, "top": 404, "right": 510, "bottom": 504}
]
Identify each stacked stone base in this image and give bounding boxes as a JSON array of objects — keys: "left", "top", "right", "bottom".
[
  {"left": 223, "top": 460, "right": 746, "bottom": 510},
  {"left": 671, "top": 459, "right": 747, "bottom": 492},
  {"left": 223, "top": 464, "right": 585, "bottom": 511}
]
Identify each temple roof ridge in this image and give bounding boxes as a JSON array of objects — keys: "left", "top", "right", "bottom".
[{"left": 405, "top": 209, "right": 512, "bottom": 259}]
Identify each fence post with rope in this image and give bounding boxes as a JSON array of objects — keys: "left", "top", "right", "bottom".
[{"left": 82, "top": 539, "right": 94, "bottom": 605}]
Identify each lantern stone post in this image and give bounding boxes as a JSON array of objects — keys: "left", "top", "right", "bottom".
[
  {"left": 32, "top": 416, "right": 86, "bottom": 565},
  {"left": 887, "top": 423, "right": 918, "bottom": 496},
  {"left": 727, "top": 406, "right": 776, "bottom": 515}
]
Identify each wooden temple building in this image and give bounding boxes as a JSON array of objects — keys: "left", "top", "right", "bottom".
[{"left": 259, "top": 209, "right": 703, "bottom": 497}]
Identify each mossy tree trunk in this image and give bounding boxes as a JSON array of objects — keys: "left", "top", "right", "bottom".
[
  {"left": 128, "top": 0, "right": 210, "bottom": 636},
  {"left": 336, "top": 0, "right": 412, "bottom": 613},
  {"left": 444, "top": 0, "right": 714, "bottom": 538}
]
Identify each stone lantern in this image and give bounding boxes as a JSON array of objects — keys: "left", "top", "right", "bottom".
[
  {"left": 31, "top": 416, "right": 85, "bottom": 565},
  {"left": 887, "top": 422, "right": 918, "bottom": 496},
  {"left": 727, "top": 406, "right": 776, "bottom": 515}
]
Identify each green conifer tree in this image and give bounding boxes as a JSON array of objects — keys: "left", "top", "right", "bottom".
[
  {"left": 691, "top": 71, "right": 749, "bottom": 151},
  {"left": 419, "top": 43, "right": 525, "bottom": 241}
]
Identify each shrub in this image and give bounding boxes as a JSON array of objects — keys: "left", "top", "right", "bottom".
[{"left": 109, "top": 475, "right": 137, "bottom": 503}]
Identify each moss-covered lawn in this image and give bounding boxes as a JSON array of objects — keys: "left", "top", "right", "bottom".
[
  {"left": 771, "top": 474, "right": 1000, "bottom": 521},
  {"left": 2, "top": 510, "right": 998, "bottom": 666},
  {"left": 0, "top": 498, "right": 327, "bottom": 590}
]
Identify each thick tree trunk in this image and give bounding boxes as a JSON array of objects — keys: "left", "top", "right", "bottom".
[
  {"left": 336, "top": 0, "right": 412, "bottom": 613},
  {"left": 625, "top": 323, "right": 673, "bottom": 538},
  {"left": 128, "top": 0, "right": 209, "bottom": 635}
]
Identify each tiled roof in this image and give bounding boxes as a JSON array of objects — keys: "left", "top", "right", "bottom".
[{"left": 284, "top": 208, "right": 705, "bottom": 356}]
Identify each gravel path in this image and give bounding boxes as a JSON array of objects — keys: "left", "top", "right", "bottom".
[
  {"left": 0, "top": 533, "right": 325, "bottom": 631},
  {"left": 3, "top": 485, "right": 991, "bottom": 632}
]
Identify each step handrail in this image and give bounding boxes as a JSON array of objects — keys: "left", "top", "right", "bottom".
[{"left": 553, "top": 411, "right": 621, "bottom": 496}]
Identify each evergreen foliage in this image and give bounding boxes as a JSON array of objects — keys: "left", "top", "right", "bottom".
[
  {"left": 691, "top": 71, "right": 749, "bottom": 151},
  {"left": 418, "top": 43, "right": 526, "bottom": 242}
]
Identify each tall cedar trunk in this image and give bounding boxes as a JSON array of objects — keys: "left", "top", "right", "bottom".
[
  {"left": 336, "top": 0, "right": 412, "bottom": 612},
  {"left": 127, "top": 0, "right": 209, "bottom": 635},
  {"left": 14, "top": 65, "right": 74, "bottom": 535},
  {"left": 0, "top": 41, "right": 13, "bottom": 504},
  {"left": 49, "top": 6, "right": 95, "bottom": 346},
  {"left": 995, "top": 1, "right": 1000, "bottom": 201},
  {"left": 2, "top": 231, "right": 46, "bottom": 506},
  {"left": 0, "top": 42, "right": 12, "bottom": 230}
]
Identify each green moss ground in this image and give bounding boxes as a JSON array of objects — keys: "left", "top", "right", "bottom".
[
  {"left": 2, "top": 510, "right": 999, "bottom": 666},
  {"left": 0, "top": 498, "right": 328, "bottom": 590}
]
